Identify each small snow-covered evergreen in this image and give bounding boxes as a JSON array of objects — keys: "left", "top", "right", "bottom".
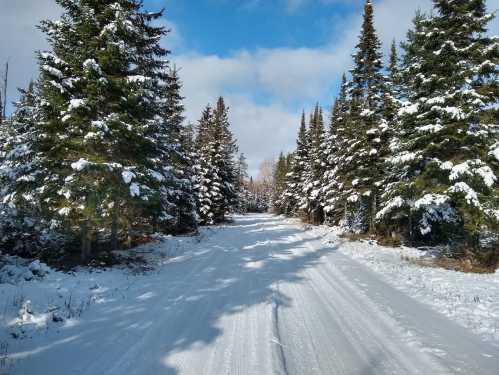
[{"left": 194, "top": 98, "right": 239, "bottom": 225}]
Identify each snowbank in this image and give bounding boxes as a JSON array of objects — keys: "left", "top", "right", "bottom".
[{"left": 0, "top": 232, "right": 200, "bottom": 364}]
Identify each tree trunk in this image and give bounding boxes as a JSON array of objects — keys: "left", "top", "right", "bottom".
[
  {"left": 408, "top": 208, "right": 413, "bottom": 246},
  {"left": 369, "top": 194, "right": 377, "bottom": 234},
  {"left": 126, "top": 219, "right": 132, "bottom": 249},
  {"left": 111, "top": 207, "right": 119, "bottom": 251},
  {"left": 80, "top": 220, "right": 91, "bottom": 262}
]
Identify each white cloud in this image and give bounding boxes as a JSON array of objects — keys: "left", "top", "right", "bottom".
[
  {"left": 0, "top": 0, "right": 61, "bottom": 111},
  {"left": 174, "top": 0, "right": 439, "bottom": 175}
]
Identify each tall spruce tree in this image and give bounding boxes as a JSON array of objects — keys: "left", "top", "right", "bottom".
[
  {"left": 0, "top": 81, "right": 49, "bottom": 255},
  {"left": 339, "top": 0, "right": 387, "bottom": 232},
  {"left": 323, "top": 74, "right": 350, "bottom": 224},
  {"left": 234, "top": 153, "right": 249, "bottom": 213},
  {"left": 303, "top": 104, "right": 326, "bottom": 224},
  {"left": 272, "top": 152, "right": 290, "bottom": 214},
  {"left": 195, "top": 106, "right": 222, "bottom": 224},
  {"left": 213, "top": 97, "right": 238, "bottom": 214},
  {"left": 194, "top": 98, "right": 238, "bottom": 224},
  {"left": 283, "top": 112, "right": 309, "bottom": 216},
  {"left": 5, "top": 0, "right": 184, "bottom": 259},
  {"left": 378, "top": 1, "right": 499, "bottom": 249},
  {"left": 160, "top": 67, "right": 198, "bottom": 234}
]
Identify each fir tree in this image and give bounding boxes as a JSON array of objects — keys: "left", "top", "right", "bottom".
[
  {"left": 0, "top": 81, "right": 49, "bottom": 255},
  {"left": 234, "top": 153, "right": 249, "bottom": 213},
  {"left": 194, "top": 98, "right": 238, "bottom": 224},
  {"left": 303, "top": 104, "right": 326, "bottom": 224},
  {"left": 340, "top": 0, "right": 387, "bottom": 232},
  {"left": 195, "top": 106, "right": 222, "bottom": 224},
  {"left": 272, "top": 152, "right": 289, "bottom": 214},
  {"left": 10, "top": 0, "right": 183, "bottom": 259},
  {"left": 378, "top": 1, "right": 499, "bottom": 248},
  {"left": 283, "top": 112, "right": 309, "bottom": 216},
  {"left": 323, "top": 74, "right": 350, "bottom": 224},
  {"left": 213, "top": 97, "right": 238, "bottom": 214},
  {"left": 161, "top": 67, "right": 197, "bottom": 234}
]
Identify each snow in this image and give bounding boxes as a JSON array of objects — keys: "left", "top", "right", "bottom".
[
  {"left": 130, "top": 182, "right": 140, "bottom": 197},
  {"left": 491, "top": 146, "right": 499, "bottom": 162},
  {"left": 41, "top": 65, "right": 63, "bottom": 79},
  {"left": 324, "top": 229, "right": 499, "bottom": 346},
  {"left": 448, "top": 182, "right": 481, "bottom": 207},
  {"left": 360, "top": 108, "right": 374, "bottom": 117},
  {"left": 449, "top": 160, "right": 496, "bottom": 188},
  {"left": 83, "top": 59, "right": 103, "bottom": 75},
  {"left": 418, "top": 124, "right": 444, "bottom": 133},
  {"left": 68, "top": 99, "right": 86, "bottom": 111},
  {"left": 57, "top": 207, "right": 71, "bottom": 216},
  {"left": 71, "top": 158, "right": 90, "bottom": 171},
  {"left": 477, "top": 166, "right": 497, "bottom": 188},
  {"left": 398, "top": 103, "right": 419, "bottom": 116},
  {"left": 414, "top": 194, "right": 456, "bottom": 235},
  {"left": 121, "top": 170, "right": 136, "bottom": 184},
  {"left": 376, "top": 196, "right": 406, "bottom": 219},
  {"left": 390, "top": 151, "right": 419, "bottom": 165},
  {"left": 127, "top": 75, "right": 148, "bottom": 84},
  {"left": 2, "top": 215, "right": 499, "bottom": 374}
]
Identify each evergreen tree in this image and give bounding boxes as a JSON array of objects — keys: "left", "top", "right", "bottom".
[
  {"left": 160, "top": 67, "right": 197, "bottom": 234},
  {"left": 378, "top": 0, "right": 499, "bottom": 249},
  {"left": 234, "top": 153, "right": 249, "bottom": 213},
  {"left": 272, "top": 152, "right": 289, "bottom": 214},
  {"left": 339, "top": 0, "right": 387, "bottom": 232},
  {"left": 194, "top": 98, "right": 238, "bottom": 224},
  {"left": 283, "top": 112, "right": 309, "bottom": 216},
  {"left": 323, "top": 74, "right": 350, "bottom": 224},
  {"left": 195, "top": 106, "right": 222, "bottom": 224},
  {"left": 213, "top": 97, "right": 238, "bottom": 214},
  {"left": 303, "top": 104, "right": 326, "bottom": 224},
  {"left": 384, "top": 40, "right": 402, "bottom": 124},
  {"left": 6, "top": 0, "right": 184, "bottom": 259},
  {"left": 0, "top": 81, "right": 52, "bottom": 255}
]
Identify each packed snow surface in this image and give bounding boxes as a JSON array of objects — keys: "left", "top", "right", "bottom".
[{"left": 1, "top": 214, "right": 499, "bottom": 374}]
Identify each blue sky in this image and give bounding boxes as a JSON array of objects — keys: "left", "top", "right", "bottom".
[
  {"left": 1, "top": 0, "right": 498, "bottom": 176},
  {"left": 148, "top": 0, "right": 359, "bottom": 54}
]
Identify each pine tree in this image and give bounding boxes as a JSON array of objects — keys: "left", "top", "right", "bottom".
[
  {"left": 213, "top": 97, "right": 238, "bottom": 214},
  {"left": 234, "top": 153, "right": 249, "bottom": 213},
  {"left": 195, "top": 106, "right": 223, "bottom": 224},
  {"left": 303, "top": 104, "right": 326, "bottom": 224},
  {"left": 378, "top": 1, "right": 499, "bottom": 249},
  {"left": 160, "top": 67, "right": 197, "bottom": 234},
  {"left": 272, "top": 152, "right": 289, "bottom": 214},
  {"left": 9, "top": 0, "right": 183, "bottom": 259},
  {"left": 283, "top": 112, "right": 309, "bottom": 216},
  {"left": 339, "top": 0, "right": 387, "bottom": 232},
  {"left": 0, "top": 81, "right": 50, "bottom": 255},
  {"left": 323, "top": 74, "right": 350, "bottom": 224},
  {"left": 384, "top": 40, "right": 402, "bottom": 124},
  {"left": 194, "top": 98, "right": 238, "bottom": 224}
]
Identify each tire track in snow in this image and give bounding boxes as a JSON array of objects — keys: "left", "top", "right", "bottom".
[{"left": 271, "top": 281, "right": 290, "bottom": 375}]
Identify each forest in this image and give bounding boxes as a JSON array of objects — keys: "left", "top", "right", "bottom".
[
  {"left": 273, "top": 0, "right": 499, "bottom": 267},
  {"left": 1, "top": 1, "right": 499, "bottom": 374},
  {"left": 0, "top": 0, "right": 497, "bottom": 268}
]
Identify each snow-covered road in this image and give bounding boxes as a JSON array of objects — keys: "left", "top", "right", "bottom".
[{"left": 6, "top": 214, "right": 499, "bottom": 374}]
